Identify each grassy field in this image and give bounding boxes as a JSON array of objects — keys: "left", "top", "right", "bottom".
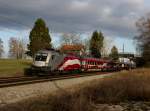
[
  {"left": 1, "top": 68, "right": 150, "bottom": 111},
  {"left": 0, "top": 59, "right": 32, "bottom": 77}
]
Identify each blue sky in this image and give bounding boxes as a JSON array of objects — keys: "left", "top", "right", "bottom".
[
  {"left": 0, "top": 0, "right": 149, "bottom": 57},
  {"left": 113, "top": 37, "right": 136, "bottom": 54}
]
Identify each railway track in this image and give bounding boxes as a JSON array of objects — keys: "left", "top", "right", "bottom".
[{"left": 0, "top": 72, "right": 112, "bottom": 88}]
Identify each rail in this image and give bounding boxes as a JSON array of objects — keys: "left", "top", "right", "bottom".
[{"left": 0, "top": 71, "right": 112, "bottom": 88}]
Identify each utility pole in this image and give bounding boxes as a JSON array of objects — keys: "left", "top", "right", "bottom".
[
  {"left": 122, "top": 43, "right": 124, "bottom": 65},
  {"left": 123, "top": 43, "right": 124, "bottom": 57}
]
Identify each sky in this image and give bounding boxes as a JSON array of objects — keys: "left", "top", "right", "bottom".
[{"left": 0, "top": 0, "right": 150, "bottom": 57}]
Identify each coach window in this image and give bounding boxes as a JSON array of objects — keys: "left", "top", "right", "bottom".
[{"left": 82, "top": 61, "right": 85, "bottom": 65}]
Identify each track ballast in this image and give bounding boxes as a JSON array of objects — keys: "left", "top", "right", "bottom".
[{"left": 0, "top": 72, "right": 112, "bottom": 88}]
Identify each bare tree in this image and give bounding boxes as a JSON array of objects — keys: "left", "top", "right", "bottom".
[
  {"left": 9, "top": 37, "right": 26, "bottom": 59},
  {"left": 18, "top": 38, "right": 27, "bottom": 59},
  {"left": 60, "top": 33, "right": 81, "bottom": 45},
  {"left": 81, "top": 37, "right": 90, "bottom": 54},
  {"left": 101, "top": 37, "right": 114, "bottom": 57},
  {"left": 9, "top": 37, "right": 17, "bottom": 58},
  {"left": 135, "top": 15, "right": 150, "bottom": 63},
  {"left": 0, "top": 38, "right": 4, "bottom": 58}
]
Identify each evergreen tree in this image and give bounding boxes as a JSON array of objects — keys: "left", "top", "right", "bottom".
[
  {"left": 110, "top": 46, "right": 119, "bottom": 60},
  {"left": 89, "top": 31, "right": 104, "bottom": 58},
  {"left": 28, "top": 18, "right": 52, "bottom": 56}
]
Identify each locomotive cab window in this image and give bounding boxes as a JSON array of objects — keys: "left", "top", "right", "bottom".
[{"left": 35, "top": 53, "right": 48, "bottom": 61}]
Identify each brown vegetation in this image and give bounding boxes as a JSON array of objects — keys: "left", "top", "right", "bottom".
[{"left": 1, "top": 68, "right": 150, "bottom": 111}]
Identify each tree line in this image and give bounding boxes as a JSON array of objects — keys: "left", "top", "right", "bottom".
[
  {"left": 0, "top": 15, "right": 149, "bottom": 66},
  {"left": 28, "top": 18, "right": 119, "bottom": 60},
  {"left": 0, "top": 18, "right": 119, "bottom": 60}
]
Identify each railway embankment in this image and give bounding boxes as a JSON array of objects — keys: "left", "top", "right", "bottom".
[
  {"left": 1, "top": 68, "right": 150, "bottom": 111},
  {"left": 0, "top": 72, "right": 115, "bottom": 107}
]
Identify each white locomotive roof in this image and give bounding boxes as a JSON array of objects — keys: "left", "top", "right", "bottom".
[{"left": 37, "top": 50, "right": 59, "bottom": 54}]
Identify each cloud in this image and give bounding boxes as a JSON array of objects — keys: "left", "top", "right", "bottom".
[{"left": 0, "top": 0, "right": 147, "bottom": 38}]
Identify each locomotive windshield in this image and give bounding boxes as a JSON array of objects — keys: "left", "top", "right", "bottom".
[{"left": 35, "top": 53, "right": 48, "bottom": 61}]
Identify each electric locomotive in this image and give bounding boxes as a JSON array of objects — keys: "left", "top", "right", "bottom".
[{"left": 25, "top": 49, "right": 81, "bottom": 75}]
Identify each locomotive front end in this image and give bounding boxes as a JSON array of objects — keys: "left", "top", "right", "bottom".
[
  {"left": 33, "top": 52, "right": 49, "bottom": 67},
  {"left": 25, "top": 50, "right": 56, "bottom": 75},
  {"left": 30, "top": 51, "right": 51, "bottom": 74}
]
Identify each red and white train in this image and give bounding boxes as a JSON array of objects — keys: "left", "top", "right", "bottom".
[{"left": 26, "top": 49, "right": 133, "bottom": 75}]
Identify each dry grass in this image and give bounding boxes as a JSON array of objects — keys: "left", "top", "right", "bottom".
[
  {"left": 1, "top": 68, "right": 150, "bottom": 111},
  {"left": 80, "top": 68, "right": 150, "bottom": 103}
]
